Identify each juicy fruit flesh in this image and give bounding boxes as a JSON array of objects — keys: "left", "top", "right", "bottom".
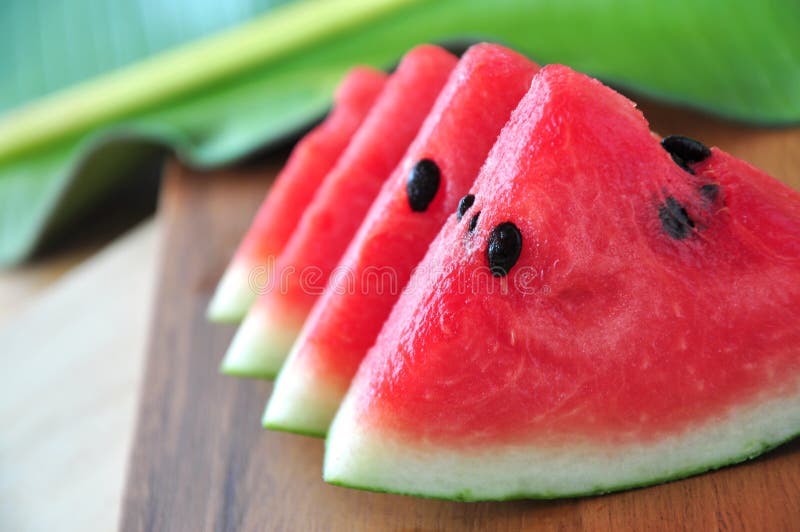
[
  {"left": 221, "top": 45, "right": 458, "bottom": 377},
  {"left": 330, "top": 64, "right": 800, "bottom": 456},
  {"left": 264, "top": 44, "right": 539, "bottom": 434},
  {"left": 247, "top": 44, "right": 457, "bottom": 347},
  {"left": 207, "top": 67, "right": 387, "bottom": 322},
  {"left": 230, "top": 67, "right": 388, "bottom": 265}
]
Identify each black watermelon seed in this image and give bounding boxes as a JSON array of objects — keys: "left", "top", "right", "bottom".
[
  {"left": 457, "top": 194, "right": 475, "bottom": 220},
  {"left": 659, "top": 196, "right": 695, "bottom": 240},
  {"left": 407, "top": 159, "right": 441, "bottom": 212},
  {"left": 487, "top": 222, "right": 522, "bottom": 277},
  {"left": 669, "top": 153, "right": 696, "bottom": 175},
  {"left": 468, "top": 211, "right": 481, "bottom": 232},
  {"left": 661, "top": 135, "right": 712, "bottom": 163},
  {"left": 699, "top": 183, "right": 720, "bottom": 202},
  {"left": 661, "top": 135, "right": 711, "bottom": 174}
]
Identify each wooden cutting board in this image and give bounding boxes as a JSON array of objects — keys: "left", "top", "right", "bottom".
[{"left": 120, "top": 102, "right": 800, "bottom": 531}]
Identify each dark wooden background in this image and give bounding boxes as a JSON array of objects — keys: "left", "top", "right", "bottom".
[{"left": 120, "top": 101, "right": 800, "bottom": 531}]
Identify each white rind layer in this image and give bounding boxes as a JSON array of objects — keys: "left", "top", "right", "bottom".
[
  {"left": 221, "top": 306, "right": 298, "bottom": 379},
  {"left": 207, "top": 262, "right": 259, "bottom": 323},
  {"left": 263, "top": 340, "right": 344, "bottom": 436},
  {"left": 325, "top": 382, "right": 800, "bottom": 500}
]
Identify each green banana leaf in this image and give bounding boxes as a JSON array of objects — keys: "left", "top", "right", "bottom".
[
  {"left": 1, "top": 0, "right": 798, "bottom": 265},
  {"left": 0, "top": 0, "right": 293, "bottom": 114}
]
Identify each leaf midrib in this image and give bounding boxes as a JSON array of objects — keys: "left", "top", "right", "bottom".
[{"left": 0, "top": 0, "right": 419, "bottom": 165}]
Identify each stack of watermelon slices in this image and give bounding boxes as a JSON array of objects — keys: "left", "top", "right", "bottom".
[
  {"left": 208, "top": 43, "right": 800, "bottom": 500},
  {"left": 222, "top": 44, "right": 459, "bottom": 377}
]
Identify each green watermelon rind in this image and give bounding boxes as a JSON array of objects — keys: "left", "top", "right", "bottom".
[
  {"left": 262, "top": 344, "right": 329, "bottom": 437},
  {"left": 219, "top": 362, "right": 278, "bottom": 381},
  {"left": 207, "top": 262, "right": 260, "bottom": 324},
  {"left": 263, "top": 338, "right": 345, "bottom": 437},
  {"left": 220, "top": 311, "right": 300, "bottom": 380},
  {"left": 324, "top": 383, "right": 800, "bottom": 501},
  {"left": 325, "top": 432, "right": 799, "bottom": 501},
  {"left": 262, "top": 407, "right": 331, "bottom": 439},
  {"left": 262, "top": 376, "right": 334, "bottom": 437},
  {"left": 262, "top": 419, "right": 327, "bottom": 439}
]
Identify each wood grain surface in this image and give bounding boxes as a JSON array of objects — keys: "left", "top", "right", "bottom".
[{"left": 120, "top": 103, "right": 800, "bottom": 531}]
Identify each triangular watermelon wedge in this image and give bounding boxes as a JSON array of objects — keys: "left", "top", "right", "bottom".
[
  {"left": 222, "top": 45, "right": 458, "bottom": 378},
  {"left": 264, "top": 44, "right": 539, "bottom": 436},
  {"left": 207, "top": 67, "right": 387, "bottom": 323},
  {"left": 325, "top": 65, "right": 800, "bottom": 500}
]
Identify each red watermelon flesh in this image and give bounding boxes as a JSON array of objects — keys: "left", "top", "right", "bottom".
[
  {"left": 325, "top": 64, "right": 800, "bottom": 500},
  {"left": 222, "top": 45, "right": 458, "bottom": 378},
  {"left": 264, "top": 44, "right": 539, "bottom": 436},
  {"left": 207, "top": 67, "right": 388, "bottom": 323}
]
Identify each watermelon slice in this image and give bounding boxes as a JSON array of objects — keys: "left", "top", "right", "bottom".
[
  {"left": 207, "top": 67, "right": 388, "bottom": 323},
  {"left": 264, "top": 44, "right": 539, "bottom": 436},
  {"left": 222, "top": 45, "right": 458, "bottom": 378},
  {"left": 325, "top": 65, "right": 800, "bottom": 500}
]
